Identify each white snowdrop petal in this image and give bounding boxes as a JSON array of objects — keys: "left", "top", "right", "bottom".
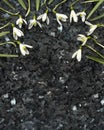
[
  {"left": 46, "top": 16, "right": 50, "bottom": 25},
  {"left": 37, "top": 21, "right": 42, "bottom": 28},
  {"left": 25, "top": 44, "right": 33, "bottom": 48},
  {"left": 23, "top": 19, "right": 27, "bottom": 24},
  {"left": 82, "top": 16, "right": 85, "bottom": 22},
  {"left": 70, "top": 10, "right": 78, "bottom": 23},
  {"left": 42, "top": 13, "right": 47, "bottom": 22},
  {"left": 28, "top": 20, "right": 34, "bottom": 29},
  {"left": 16, "top": 19, "right": 20, "bottom": 25},
  {"left": 77, "top": 49, "right": 81, "bottom": 62},
  {"left": 85, "top": 21, "right": 92, "bottom": 26},
  {"left": 37, "top": 14, "right": 43, "bottom": 20},
  {"left": 72, "top": 51, "right": 78, "bottom": 59}
]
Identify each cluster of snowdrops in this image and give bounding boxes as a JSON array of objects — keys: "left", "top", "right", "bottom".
[{"left": 13, "top": 9, "right": 98, "bottom": 62}]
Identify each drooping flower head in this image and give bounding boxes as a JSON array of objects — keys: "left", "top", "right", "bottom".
[
  {"left": 77, "top": 11, "right": 86, "bottom": 22},
  {"left": 56, "top": 13, "right": 68, "bottom": 32},
  {"left": 85, "top": 21, "right": 97, "bottom": 35},
  {"left": 16, "top": 16, "right": 27, "bottom": 28},
  {"left": 77, "top": 34, "right": 88, "bottom": 46},
  {"left": 37, "top": 11, "right": 50, "bottom": 25},
  {"left": 13, "top": 27, "right": 24, "bottom": 40},
  {"left": 19, "top": 43, "right": 33, "bottom": 56},
  {"left": 28, "top": 16, "right": 42, "bottom": 29}
]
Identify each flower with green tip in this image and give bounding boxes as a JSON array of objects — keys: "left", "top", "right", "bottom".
[
  {"left": 37, "top": 12, "right": 50, "bottom": 25},
  {"left": 28, "top": 16, "right": 42, "bottom": 29},
  {"left": 19, "top": 43, "right": 33, "bottom": 56},
  {"left": 56, "top": 13, "right": 68, "bottom": 26},
  {"left": 85, "top": 21, "right": 97, "bottom": 35},
  {"left": 77, "top": 11, "right": 86, "bottom": 22},
  {"left": 56, "top": 13, "right": 68, "bottom": 31},
  {"left": 16, "top": 16, "right": 27, "bottom": 28},
  {"left": 77, "top": 34, "right": 88, "bottom": 46},
  {"left": 13, "top": 27, "right": 24, "bottom": 40}
]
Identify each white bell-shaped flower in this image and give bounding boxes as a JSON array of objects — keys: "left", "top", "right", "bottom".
[
  {"left": 85, "top": 21, "right": 97, "bottom": 35},
  {"left": 56, "top": 13, "right": 68, "bottom": 26},
  {"left": 16, "top": 16, "right": 27, "bottom": 28},
  {"left": 37, "top": 12, "right": 50, "bottom": 25},
  {"left": 77, "top": 11, "right": 86, "bottom": 22},
  {"left": 28, "top": 17, "right": 42, "bottom": 29},
  {"left": 13, "top": 27, "right": 24, "bottom": 40},
  {"left": 19, "top": 43, "right": 33, "bottom": 56},
  {"left": 77, "top": 34, "right": 88, "bottom": 46}
]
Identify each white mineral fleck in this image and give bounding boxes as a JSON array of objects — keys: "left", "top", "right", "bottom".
[
  {"left": 11, "top": 98, "right": 16, "bottom": 105},
  {"left": 72, "top": 105, "right": 77, "bottom": 111},
  {"left": 3, "top": 93, "right": 9, "bottom": 98},
  {"left": 100, "top": 99, "right": 104, "bottom": 105}
]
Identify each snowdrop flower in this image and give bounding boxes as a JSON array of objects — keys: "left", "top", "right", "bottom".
[
  {"left": 70, "top": 10, "right": 78, "bottom": 23},
  {"left": 85, "top": 21, "right": 97, "bottom": 35},
  {"left": 77, "top": 11, "right": 86, "bottom": 22},
  {"left": 56, "top": 13, "right": 68, "bottom": 31},
  {"left": 77, "top": 34, "right": 88, "bottom": 46},
  {"left": 16, "top": 16, "right": 27, "bottom": 28},
  {"left": 19, "top": 43, "right": 33, "bottom": 56},
  {"left": 37, "top": 12, "right": 49, "bottom": 25},
  {"left": 72, "top": 48, "right": 82, "bottom": 62},
  {"left": 13, "top": 27, "right": 24, "bottom": 40},
  {"left": 56, "top": 13, "right": 68, "bottom": 26},
  {"left": 28, "top": 16, "right": 42, "bottom": 29}
]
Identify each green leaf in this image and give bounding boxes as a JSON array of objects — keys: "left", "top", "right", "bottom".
[
  {"left": 0, "top": 31, "right": 10, "bottom": 37},
  {"left": 82, "top": 0, "right": 98, "bottom": 3},
  {"left": 18, "top": 0, "right": 27, "bottom": 10},
  {"left": 87, "top": 0, "right": 104, "bottom": 19},
  {"left": 25, "top": 0, "right": 30, "bottom": 17},
  {"left": 36, "top": 0, "right": 40, "bottom": 11},
  {"left": 48, "top": 0, "right": 54, "bottom": 4},
  {"left": 91, "top": 13, "right": 104, "bottom": 21},
  {"left": 0, "top": 42, "right": 16, "bottom": 47},
  {"left": 0, "top": 22, "right": 10, "bottom": 30},
  {"left": 0, "top": 7, "right": 19, "bottom": 15},
  {"left": 0, "top": 54, "right": 18, "bottom": 57},
  {"left": 3, "top": 0, "right": 15, "bottom": 10},
  {"left": 87, "top": 55, "right": 104, "bottom": 64}
]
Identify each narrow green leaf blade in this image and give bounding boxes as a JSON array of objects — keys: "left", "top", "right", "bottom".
[
  {"left": 91, "top": 13, "right": 104, "bottom": 21},
  {"left": 0, "top": 31, "right": 10, "bottom": 37},
  {"left": 3, "top": 0, "right": 15, "bottom": 10},
  {"left": 87, "top": 0, "right": 104, "bottom": 19},
  {"left": 87, "top": 55, "right": 104, "bottom": 64},
  {"left": 18, "top": 0, "right": 27, "bottom": 10},
  {"left": 36, "top": 0, "right": 40, "bottom": 11}
]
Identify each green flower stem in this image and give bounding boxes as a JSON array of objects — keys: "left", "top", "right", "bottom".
[
  {"left": 0, "top": 42, "right": 16, "bottom": 47},
  {"left": 97, "top": 24, "right": 104, "bottom": 27},
  {"left": 91, "top": 38, "right": 104, "bottom": 49},
  {"left": 0, "top": 22, "right": 10, "bottom": 30},
  {"left": 70, "top": 0, "right": 79, "bottom": 9},
  {"left": 0, "top": 7, "right": 19, "bottom": 15},
  {"left": 53, "top": 0, "right": 67, "bottom": 14},
  {"left": 85, "top": 44, "right": 104, "bottom": 59}
]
